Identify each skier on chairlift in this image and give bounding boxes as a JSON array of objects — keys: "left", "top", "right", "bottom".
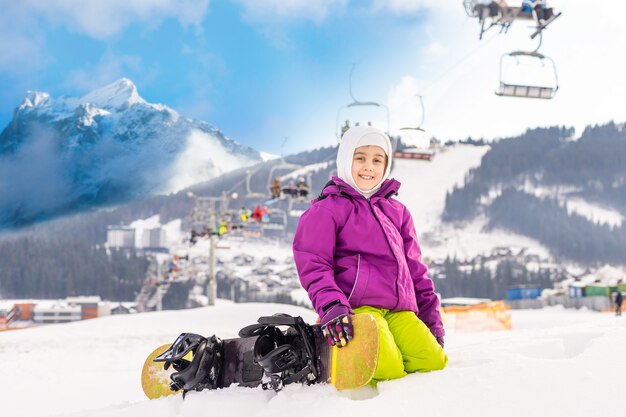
[
  {"left": 282, "top": 180, "right": 298, "bottom": 198},
  {"left": 270, "top": 178, "right": 282, "bottom": 199},
  {"left": 297, "top": 177, "right": 310, "bottom": 198},
  {"left": 240, "top": 206, "right": 250, "bottom": 223},
  {"left": 475, "top": 0, "right": 500, "bottom": 20},
  {"left": 522, "top": 0, "right": 554, "bottom": 24}
]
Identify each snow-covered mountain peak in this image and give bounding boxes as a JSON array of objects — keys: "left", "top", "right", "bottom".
[
  {"left": 79, "top": 78, "right": 145, "bottom": 111},
  {"left": 0, "top": 78, "right": 262, "bottom": 228},
  {"left": 19, "top": 90, "right": 51, "bottom": 110}
]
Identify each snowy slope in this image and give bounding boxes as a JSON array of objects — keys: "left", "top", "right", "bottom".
[
  {"left": 2, "top": 303, "right": 625, "bottom": 417},
  {"left": 391, "top": 145, "right": 551, "bottom": 260}
]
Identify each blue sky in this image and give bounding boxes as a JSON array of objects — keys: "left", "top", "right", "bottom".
[
  {"left": 0, "top": 0, "right": 433, "bottom": 155},
  {"left": 1, "top": 1, "right": 624, "bottom": 154}
]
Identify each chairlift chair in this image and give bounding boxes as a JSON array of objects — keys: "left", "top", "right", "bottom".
[
  {"left": 398, "top": 94, "right": 426, "bottom": 133},
  {"left": 288, "top": 198, "right": 310, "bottom": 218},
  {"left": 495, "top": 51, "right": 559, "bottom": 100},
  {"left": 245, "top": 168, "right": 267, "bottom": 199},
  {"left": 262, "top": 209, "right": 287, "bottom": 231},
  {"left": 267, "top": 160, "right": 303, "bottom": 196},
  {"left": 336, "top": 64, "right": 391, "bottom": 140}
]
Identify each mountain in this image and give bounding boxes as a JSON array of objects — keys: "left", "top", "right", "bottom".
[
  {"left": 443, "top": 124, "right": 626, "bottom": 265},
  {"left": 0, "top": 78, "right": 262, "bottom": 229}
]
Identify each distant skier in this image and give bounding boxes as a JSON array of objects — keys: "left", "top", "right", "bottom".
[
  {"left": 522, "top": 0, "right": 553, "bottom": 23},
  {"left": 252, "top": 205, "right": 268, "bottom": 223},
  {"left": 270, "top": 178, "right": 282, "bottom": 199},
  {"left": 240, "top": 206, "right": 250, "bottom": 223},
  {"left": 218, "top": 219, "right": 228, "bottom": 236},
  {"left": 293, "top": 126, "right": 447, "bottom": 383},
  {"left": 296, "top": 177, "right": 309, "bottom": 198},
  {"left": 615, "top": 290, "right": 623, "bottom": 316},
  {"left": 282, "top": 180, "right": 298, "bottom": 197}
]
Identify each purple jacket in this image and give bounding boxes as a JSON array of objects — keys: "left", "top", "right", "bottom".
[{"left": 292, "top": 176, "right": 444, "bottom": 337}]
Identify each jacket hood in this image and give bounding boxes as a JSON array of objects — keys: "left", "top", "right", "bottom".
[{"left": 337, "top": 126, "right": 393, "bottom": 199}]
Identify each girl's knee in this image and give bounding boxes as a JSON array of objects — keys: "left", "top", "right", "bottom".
[
  {"left": 429, "top": 349, "right": 448, "bottom": 371},
  {"left": 404, "top": 348, "right": 448, "bottom": 373}
]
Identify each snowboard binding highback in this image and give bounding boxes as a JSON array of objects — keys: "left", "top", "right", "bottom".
[{"left": 154, "top": 332, "right": 224, "bottom": 397}]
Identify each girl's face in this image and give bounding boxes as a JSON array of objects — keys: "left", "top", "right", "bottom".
[{"left": 351, "top": 145, "right": 387, "bottom": 191}]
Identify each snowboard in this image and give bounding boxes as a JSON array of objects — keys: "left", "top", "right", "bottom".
[{"left": 141, "top": 313, "right": 379, "bottom": 399}]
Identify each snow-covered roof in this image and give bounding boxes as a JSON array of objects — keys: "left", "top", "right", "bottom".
[{"left": 441, "top": 297, "right": 492, "bottom": 306}]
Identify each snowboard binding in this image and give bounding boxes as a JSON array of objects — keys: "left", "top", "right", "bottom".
[
  {"left": 240, "top": 314, "right": 319, "bottom": 391},
  {"left": 154, "top": 332, "right": 224, "bottom": 397}
]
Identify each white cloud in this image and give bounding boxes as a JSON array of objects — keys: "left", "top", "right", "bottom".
[
  {"left": 233, "top": 0, "right": 348, "bottom": 24},
  {"left": 371, "top": 0, "right": 456, "bottom": 15},
  {"left": 22, "top": 0, "right": 210, "bottom": 39},
  {"left": 388, "top": 76, "right": 423, "bottom": 130},
  {"left": 64, "top": 54, "right": 145, "bottom": 94},
  {"left": 0, "top": 0, "right": 210, "bottom": 77},
  {"left": 0, "top": 2, "right": 47, "bottom": 75}
]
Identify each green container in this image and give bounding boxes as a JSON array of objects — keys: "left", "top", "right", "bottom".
[{"left": 585, "top": 285, "right": 611, "bottom": 297}]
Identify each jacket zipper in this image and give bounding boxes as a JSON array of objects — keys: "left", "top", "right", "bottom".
[
  {"left": 369, "top": 201, "right": 402, "bottom": 305},
  {"left": 348, "top": 254, "right": 361, "bottom": 301}
]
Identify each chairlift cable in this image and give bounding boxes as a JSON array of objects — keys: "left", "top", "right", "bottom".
[{"left": 419, "top": 30, "right": 500, "bottom": 97}]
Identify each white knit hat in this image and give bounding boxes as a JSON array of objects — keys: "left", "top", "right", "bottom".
[{"left": 336, "top": 126, "right": 393, "bottom": 199}]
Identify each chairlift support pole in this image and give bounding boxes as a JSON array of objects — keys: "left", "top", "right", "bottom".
[{"left": 188, "top": 193, "right": 231, "bottom": 306}]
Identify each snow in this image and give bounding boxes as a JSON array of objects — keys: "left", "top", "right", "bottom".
[
  {"left": 391, "top": 145, "right": 552, "bottom": 260},
  {"left": 129, "top": 215, "right": 162, "bottom": 249},
  {"left": 441, "top": 297, "right": 492, "bottom": 306},
  {"left": 19, "top": 91, "right": 51, "bottom": 109},
  {"left": 565, "top": 197, "right": 623, "bottom": 228},
  {"left": 280, "top": 161, "right": 332, "bottom": 181},
  {"left": 259, "top": 151, "right": 280, "bottom": 162},
  {"left": 164, "top": 129, "right": 259, "bottom": 193},
  {"left": 520, "top": 183, "right": 624, "bottom": 228},
  {"left": 79, "top": 78, "right": 146, "bottom": 111},
  {"left": 2, "top": 303, "right": 624, "bottom": 417},
  {"left": 162, "top": 219, "right": 183, "bottom": 247},
  {"left": 392, "top": 145, "right": 488, "bottom": 234}
]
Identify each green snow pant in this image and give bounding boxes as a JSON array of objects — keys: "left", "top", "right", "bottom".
[{"left": 353, "top": 306, "right": 448, "bottom": 381}]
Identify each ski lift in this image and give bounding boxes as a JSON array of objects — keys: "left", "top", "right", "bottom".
[
  {"left": 262, "top": 209, "right": 287, "bottom": 231},
  {"left": 288, "top": 198, "right": 310, "bottom": 218},
  {"left": 395, "top": 95, "right": 435, "bottom": 161},
  {"left": 267, "top": 160, "right": 303, "bottom": 197},
  {"left": 336, "top": 64, "right": 390, "bottom": 140},
  {"left": 495, "top": 50, "right": 558, "bottom": 99},
  {"left": 463, "top": 0, "right": 562, "bottom": 40},
  {"left": 245, "top": 168, "right": 267, "bottom": 199},
  {"left": 398, "top": 94, "right": 426, "bottom": 134}
]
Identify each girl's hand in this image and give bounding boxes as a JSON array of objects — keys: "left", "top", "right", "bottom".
[{"left": 320, "top": 304, "right": 353, "bottom": 347}]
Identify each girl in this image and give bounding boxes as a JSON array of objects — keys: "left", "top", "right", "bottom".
[{"left": 293, "top": 126, "right": 447, "bottom": 382}]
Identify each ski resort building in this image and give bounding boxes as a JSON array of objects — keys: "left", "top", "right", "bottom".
[
  {"left": 0, "top": 297, "right": 112, "bottom": 327},
  {"left": 141, "top": 227, "right": 167, "bottom": 250},
  {"left": 393, "top": 147, "right": 435, "bottom": 161},
  {"left": 106, "top": 226, "right": 136, "bottom": 248}
]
